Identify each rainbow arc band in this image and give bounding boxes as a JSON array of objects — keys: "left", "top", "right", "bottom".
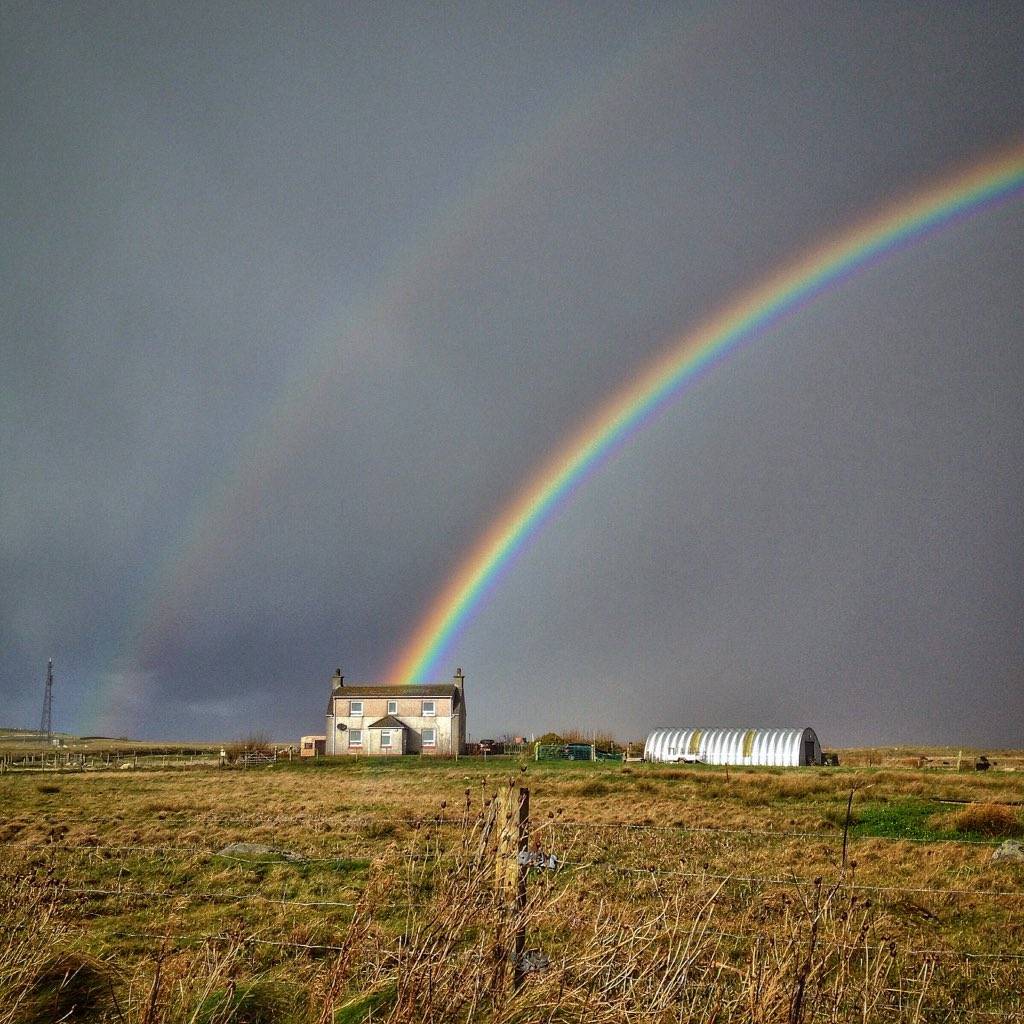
[{"left": 390, "top": 146, "right": 1024, "bottom": 685}]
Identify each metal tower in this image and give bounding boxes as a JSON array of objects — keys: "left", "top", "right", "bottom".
[{"left": 39, "top": 658, "right": 54, "bottom": 745}]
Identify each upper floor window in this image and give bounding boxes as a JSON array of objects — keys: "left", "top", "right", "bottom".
[
  {"left": 422, "top": 700, "right": 435, "bottom": 717},
  {"left": 387, "top": 699, "right": 398, "bottom": 715},
  {"left": 350, "top": 700, "right": 363, "bottom": 716}
]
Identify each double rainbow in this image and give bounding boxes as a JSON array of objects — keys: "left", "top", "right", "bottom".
[{"left": 390, "top": 145, "right": 1024, "bottom": 684}]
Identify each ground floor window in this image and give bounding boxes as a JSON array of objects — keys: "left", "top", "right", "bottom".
[
  {"left": 422, "top": 728, "right": 436, "bottom": 747},
  {"left": 348, "top": 729, "right": 362, "bottom": 748},
  {"left": 380, "top": 731, "right": 392, "bottom": 748}
]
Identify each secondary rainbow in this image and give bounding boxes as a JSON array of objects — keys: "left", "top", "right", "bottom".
[
  {"left": 390, "top": 145, "right": 1024, "bottom": 684},
  {"left": 84, "top": 8, "right": 705, "bottom": 736}
]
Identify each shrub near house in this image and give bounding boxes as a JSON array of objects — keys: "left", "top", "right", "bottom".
[{"left": 323, "top": 667, "right": 467, "bottom": 756}]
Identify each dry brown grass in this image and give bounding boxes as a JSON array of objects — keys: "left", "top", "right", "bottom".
[
  {"left": 942, "top": 802, "right": 1022, "bottom": 837},
  {"left": 1, "top": 755, "right": 1023, "bottom": 1021}
]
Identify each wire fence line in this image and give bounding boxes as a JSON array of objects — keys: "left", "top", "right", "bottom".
[
  {"left": 56, "top": 883, "right": 392, "bottom": 911},
  {"left": 5, "top": 838, "right": 1016, "bottom": 903},
  {"left": 94, "top": 928, "right": 355, "bottom": 953},
  {"left": 8, "top": 796, "right": 1021, "bottom": 929},
  {"left": 12, "top": 840, "right": 1021, "bottom": 905},
  {"left": 555, "top": 859, "right": 1024, "bottom": 900},
  {"left": 546, "top": 819, "right": 1006, "bottom": 846},
  {"left": 1, "top": 810, "right": 1013, "bottom": 848},
  {"left": 36, "top": 864, "right": 1024, "bottom": 909},
  {"left": 1, "top": 839, "right": 395, "bottom": 863},
  {"left": 68, "top": 921, "right": 1024, "bottom": 965}
]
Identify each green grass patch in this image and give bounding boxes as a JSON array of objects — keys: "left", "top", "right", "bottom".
[
  {"left": 334, "top": 983, "right": 397, "bottom": 1023},
  {"left": 849, "top": 799, "right": 938, "bottom": 840},
  {"left": 845, "top": 799, "right": 1005, "bottom": 842},
  {"left": 195, "top": 980, "right": 302, "bottom": 1024},
  {"left": 321, "top": 857, "right": 372, "bottom": 878}
]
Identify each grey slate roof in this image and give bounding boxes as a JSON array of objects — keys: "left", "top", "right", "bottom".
[
  {"left": 326, "top": 682, "right": 461, "bottom": 716},
  {"left": 365, "top": 714, "right": 406, "bottom": 730},
  {"left": 333, "top": 684, "right": 458, "bottom": 697}
]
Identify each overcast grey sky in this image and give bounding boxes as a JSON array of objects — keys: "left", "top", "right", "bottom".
[{"left": 2, "top": 2, "right": 1022, "bottom": 746}]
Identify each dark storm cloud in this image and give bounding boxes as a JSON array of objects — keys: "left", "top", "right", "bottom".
[{"left": 2, "top": 2, "right": 1022, "bottom": 745}]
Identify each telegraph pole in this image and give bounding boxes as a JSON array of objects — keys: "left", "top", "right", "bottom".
[{"left": 39, "top": 658, "right": 54, "bottom": 746}]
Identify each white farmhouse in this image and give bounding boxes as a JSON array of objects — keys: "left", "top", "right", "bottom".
[{"left": 324, "top": 667, "right": 467, "bottom": 756}]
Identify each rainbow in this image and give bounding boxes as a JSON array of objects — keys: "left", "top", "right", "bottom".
[{"left": 390, "top": 145, "right": 1024, "bottom": 684}]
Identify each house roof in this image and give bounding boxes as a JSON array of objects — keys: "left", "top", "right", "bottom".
[
  {"left": 326, "top": 682, "right": 462, "bottom": 716},
  {"left": 365, "top": 714, "right": 406, "bottom": 730},
  {"left": 333, "top": 683, "right": 459, "bottom": 697}
]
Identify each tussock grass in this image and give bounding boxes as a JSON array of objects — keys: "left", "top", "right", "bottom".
[
  {"left": 573, "top": 780, "right": 610, "bottom": 797},
  {"left": 944, "top": 802, "right": 1022, "bottom": 838}
]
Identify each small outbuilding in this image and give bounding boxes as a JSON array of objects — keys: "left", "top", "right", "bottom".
[
  {"left": 644, "top": 727, "right": 822, "bottom": 767},
  {"left": 300, "top": 735, "right": 326, "bottom": 758}
]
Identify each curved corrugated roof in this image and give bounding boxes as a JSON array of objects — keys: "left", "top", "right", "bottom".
[{"left": 644, "top": 727, "right": 820, "bottom": 767}]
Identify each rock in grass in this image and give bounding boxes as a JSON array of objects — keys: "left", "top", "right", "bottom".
[
  {"left": 992, "top": 839, "right": 1024, "bottom": 863},
  {"left": 518, "top": 949, "right": 550, "bottom": 975},
  {"left": 216, "top": 842, "right": 305, "bottom": 863}
]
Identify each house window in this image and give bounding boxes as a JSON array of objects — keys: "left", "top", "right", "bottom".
[
  {"left": 422, "top": 728, "right": 436, "bottom": 747},
  {"left": 348, "top": 729, "right": 362, "bottom": 748},
  {"left": 350, "top": 700, "right": 363, "bottom": 716},
  {"left": 380, "top": 731, "right": 392, "bottom": 748},
  {"left": 387, "top": 700, "right": 398, "bottom": 715},
  {"left": 422, "top": 700, "right": 436, "bottom": 717}
]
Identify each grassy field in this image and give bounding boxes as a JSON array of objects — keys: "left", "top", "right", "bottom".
[{"left": 2, "top": 752, "right": 1023, "bottom": 1022}]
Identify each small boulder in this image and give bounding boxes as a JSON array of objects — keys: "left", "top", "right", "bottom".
[
  {"left": 216, "top": 841, "right": 305, "bottom": 863},
  {"left": 517, "top": 949, "right": 550, "bottom": 975},
  {"left": 992, "top": 839, "right": 1024, "bottom": 863}
]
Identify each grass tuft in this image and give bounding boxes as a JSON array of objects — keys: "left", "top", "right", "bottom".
[
  {"left": 12, "top": 951, "right": 114, "bottom": 1024},
  {"left": 945, "top": 802, "right": 1022, "bottom": 838}
]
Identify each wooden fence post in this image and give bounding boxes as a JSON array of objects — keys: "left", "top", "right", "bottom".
[{"left": 495, "top": 784, "right": 529, "bottom": 989}]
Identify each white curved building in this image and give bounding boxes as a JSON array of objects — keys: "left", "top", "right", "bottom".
[{"left": 643, "top": 727, "right": 821, "bottom": 767}]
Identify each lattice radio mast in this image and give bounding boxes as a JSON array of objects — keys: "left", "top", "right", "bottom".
[{"left": 39, "top": 658, "right": 54, "bottom": 745}]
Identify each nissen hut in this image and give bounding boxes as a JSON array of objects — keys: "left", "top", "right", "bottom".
[{"left": 644, "top": 727, "right": 822, "bottom": 767}]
